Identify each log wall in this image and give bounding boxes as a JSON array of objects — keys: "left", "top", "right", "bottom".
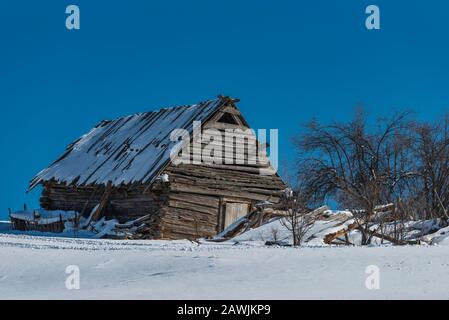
[
  {"left": 40, "top": 182, "right": 167, "bottom": 236},
  {"left": 156, "top": 162, "right": 286, "bottom": 239}
]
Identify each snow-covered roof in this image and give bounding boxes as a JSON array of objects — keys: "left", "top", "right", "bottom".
[{"left": 30, "top": 97, "right": 230, "bottom": 189}]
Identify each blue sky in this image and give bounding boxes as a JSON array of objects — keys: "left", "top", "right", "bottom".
[{"left": 1, "top": 0, "right": 449, "bottom": 219}]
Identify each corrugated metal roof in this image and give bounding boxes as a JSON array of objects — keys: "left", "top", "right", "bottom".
[{"left": 29, "top": 97, "right": 229, "bottom": 190}]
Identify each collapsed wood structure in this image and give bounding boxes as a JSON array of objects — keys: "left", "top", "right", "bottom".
[
  {"left": 9, "top": 210, "right": 78, "bottom": 233},
  {"left": 322, "top": 204, "right": 423, "bottom": 245},
  {"left": 24, "top": 95, "right": 286, "bottom": 239},
  {"left": 10, "top": 215, "right": 65, "bottom": 233}
]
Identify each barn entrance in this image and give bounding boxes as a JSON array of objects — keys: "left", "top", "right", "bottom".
[{"left": 223, "top": 202, "right": 249, "bottom": 229}]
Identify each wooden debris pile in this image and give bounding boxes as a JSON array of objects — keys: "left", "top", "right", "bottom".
[
  {"left": 108, "top": 214, "right": 153, "bottom": 239},
  {"left": 322, "top": 203, "right": 427, "bottom": 246}
]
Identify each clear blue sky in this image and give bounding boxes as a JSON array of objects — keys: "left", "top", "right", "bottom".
[{"left": 1, "top": 0, "right": 449, "bottom": 219}]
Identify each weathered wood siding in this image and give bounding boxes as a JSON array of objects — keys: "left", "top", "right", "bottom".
[
  {"left": 159, "top": 192, "right": 220, "bottom": 239},
  {"left": 156, "top": 162, "right": 285, "bottom": 239},
  {"left": 40, "top": 182, "right": 167, "bottom": 238}
]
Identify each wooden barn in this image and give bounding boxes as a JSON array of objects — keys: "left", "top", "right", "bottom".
[{"left": 28, "top": 95, "right": 286, "bottom": 239}]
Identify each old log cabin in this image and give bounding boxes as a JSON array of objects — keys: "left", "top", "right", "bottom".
[{"left": 28, "top": 96, "right": 286, "bottom": 239}]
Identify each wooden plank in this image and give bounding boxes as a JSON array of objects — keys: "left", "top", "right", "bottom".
[
  {"left": 90, "top": 181, "right": 112, "bottom": 222},
  {"left": 224, "top": 203, "right": 249, "bottom": 229},
  {"left": 165, "top": 165, "right": 283, "bottom": 184},
  {"left": 168, "top": 174, "right": 285, "bottom": 191},
  {"left": 169, "top": 193, "right": 219, "bottom": 208},
  {"left": 169, "top": 183, "right": 281, "bottom": 203},
  {"left": 167, "top": 199, "right": 219, "bottom": 215}
]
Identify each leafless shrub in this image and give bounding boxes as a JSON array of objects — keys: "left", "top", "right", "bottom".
[{"left": 279, "top": 185, "right": 317, "bottom": 247}]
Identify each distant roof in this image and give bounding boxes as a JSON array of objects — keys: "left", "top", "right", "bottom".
[{"left": 30, "top": 96, "right": 232, "bottom": 190}]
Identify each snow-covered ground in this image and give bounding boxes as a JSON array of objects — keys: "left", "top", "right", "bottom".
[{"left": 1, "top": 229, "right": 449, "bottom": 299}]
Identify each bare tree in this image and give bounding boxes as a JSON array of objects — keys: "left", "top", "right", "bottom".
[
  {"left": 294, "top": 109, "right": 415, "bottom": 245},
  {"left": 412, "top": 115, "right": 449, "bottom": 225}
]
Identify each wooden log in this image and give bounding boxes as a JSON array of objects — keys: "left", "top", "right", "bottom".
[
  {"left": 167, "top": 199, "right": 218, "bottom": 216},
  {"left": 364, "top": 229, "right": 407, "bottom": 245},
  {"left": 167, "top": 176, "right": 283, "bottom": 192},
  {"left": 162, "top": 208, "right": 218, "bottom": 227},
  {"left": 169, "top": 193, "right": 219, "bottom": 208},
  {"left": 169, "top": 183, "right": 281, "bottom": 203},
  {"left": 323, "top": 222, "right": 358, "bottom": 244}
]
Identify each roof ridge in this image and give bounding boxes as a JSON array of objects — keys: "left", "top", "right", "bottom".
[
  {"left": 99, "top": 97, "right": 224, "bottom": 125},
  {"left": 139, "top": 97, "right": 217, "bottom": 114}
]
